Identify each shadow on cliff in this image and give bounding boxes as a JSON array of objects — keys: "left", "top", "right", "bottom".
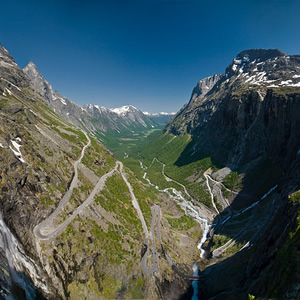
[
  {"left": 174, "top": 136, "right": 300, "bottom": 299},
  {"left": 10, "top": 269, "right": 47, "bottom": 300}
]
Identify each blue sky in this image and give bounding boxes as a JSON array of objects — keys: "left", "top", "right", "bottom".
[{"left": 0, "top": 0, "right": 299, "bottom": 113}]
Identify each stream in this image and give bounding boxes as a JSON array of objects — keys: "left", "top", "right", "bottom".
[{"left": 141, "top": 161, "right": 211, "bottom": 258}]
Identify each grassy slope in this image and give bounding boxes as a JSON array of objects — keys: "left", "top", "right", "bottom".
[{"left": 137, "top": 132, "right": 214, "bottom": 207}]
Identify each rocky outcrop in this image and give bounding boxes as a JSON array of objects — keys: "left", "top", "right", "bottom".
[{"left": 189, "top": 74, "right": 224, "bottom": 104}]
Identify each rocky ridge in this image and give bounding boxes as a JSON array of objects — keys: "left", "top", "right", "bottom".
[{"left": 168, "top": 49, "right": 300, "bottom": 167}]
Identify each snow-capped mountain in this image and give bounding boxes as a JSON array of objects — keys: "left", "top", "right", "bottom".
[
  {"left": 82, "top": 104, "right": 157, "bottom": 132},
  {"left": 168, "top": 48, "right": 300, "bottom": 165}
]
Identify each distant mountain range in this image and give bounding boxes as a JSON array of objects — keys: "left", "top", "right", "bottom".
[
  {"left": 143, "top": 111, "right": 176, "bottom": 124},
  {"left": 23, "top": 61, "right": 160, "bottom": 134}
]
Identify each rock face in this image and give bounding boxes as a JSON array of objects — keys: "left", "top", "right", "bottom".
[
  {"left": 164, "top": 49, "right": 300, "bottom": 299},
  {"left": 189, "top": 73, "right": 224, "bottom": 104},
  {"left": 168, "top": 49, "right": 300, "bottom": 167}
]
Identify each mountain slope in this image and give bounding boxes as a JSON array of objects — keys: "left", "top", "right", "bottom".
[{"left": 23, "top": 62, "right": 160, "bottom": 158}]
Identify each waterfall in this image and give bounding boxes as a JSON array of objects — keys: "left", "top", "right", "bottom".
[{"left": 0, "top": 212, "right": 48, "bottom": 299}]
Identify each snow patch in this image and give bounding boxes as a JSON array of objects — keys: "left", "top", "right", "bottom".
[
  {"left": 280, "top": 80, "right": 292, "bottom": 85},
  {"left": 293, "top": 74, "right": 300, "bottom": 79},
  {"left": 0, "top": 78, "right": 21, "bottom": 91},
  {"left": 243, "top": 55, "right": 250, "bottom": 62},
  {"left": 110, "top": 105, "right": 137, "bottom": 115},
  {"left": 9, "top": 139, "right": 25, "bottom": 163},
  {"left": 30, "top": 109, "right": 37, "bottom": 116},
  {"left": 95, "top": 105, "right": 108, "bottom": 112},
  {"left": 288, "top": 82, "right": 300, "bottom": 87},
  {"left": 59, "top": 98, "right": 67, "bottom": 105}
]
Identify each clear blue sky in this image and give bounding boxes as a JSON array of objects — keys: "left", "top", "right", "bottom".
[{"left": 0, "top": 0, "right": 299, "bottom": 113}]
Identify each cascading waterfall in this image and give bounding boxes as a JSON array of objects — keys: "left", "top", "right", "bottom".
[
  {"left": 143, "top": 171, "right": 211, "bottom": 257},
  {"left": 0, "top": 212, "right": 48, "bottom": 299},
  {"left": 142, "top": 169, "right": 209, "bottom": 298}
]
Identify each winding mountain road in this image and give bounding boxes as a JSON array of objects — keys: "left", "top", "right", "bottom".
[
  {"left": 141, "top": 206, "right": 159, "bottom": 274},
  {"left": 34, "top": 132, "right": 119, "bottom": 240},
  {"left": 119, "top": 162, "right": 149, "bottom": 239},
  {"left": 34, "top": 131, "right": 91, "bottom": 239}
]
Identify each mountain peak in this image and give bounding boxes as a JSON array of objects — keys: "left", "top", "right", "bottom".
[
  {"left": 235, "top": 48, "right": 287, "bottom": 63},
  {"left": 23, "top": 61, "right": 41, "bottom": 78},
  {"left": 0, "top": 43, "right": 16, "bottom": 64},
  {"left": 225, "top": 48, "right": 290, "bottom": 78},
  {"left": 110, "top": 105, "right": 139, "bottom": 115}
]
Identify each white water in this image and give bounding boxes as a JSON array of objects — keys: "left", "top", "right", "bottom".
[
  {"left": 0, "top": 212, "right": 49, "bottom": 299},
  {"left": 142, "top": 170, "right": 210, "bottom": 258},
  {"left": 141, "top": 160, "right": 279, "bottom": 299}
]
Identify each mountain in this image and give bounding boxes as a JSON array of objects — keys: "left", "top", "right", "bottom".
[
  {"left": 0, "top": 44, "right": 202, "bottom": 299},
  {"left": 2, "top": 42, "right": 300, "bottom": 299},
  {"left": 168, "top": 49, "right": 300, "bottom": 167},
  {"left": 140, "top": 49, "right": 300, "bottom": 299},
  {"left": 143, "top": 111, "right": 176, "bottom": 125},
  {"left": 83, "top": 103, "right": 158, "bottom": 132},
  {"left": 22, "top": 61, "right": 99, "bottom": 131}
]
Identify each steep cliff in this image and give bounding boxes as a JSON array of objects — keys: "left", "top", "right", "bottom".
[{"left": 141, "top": 49, "right": 300, "bottom": 299}]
